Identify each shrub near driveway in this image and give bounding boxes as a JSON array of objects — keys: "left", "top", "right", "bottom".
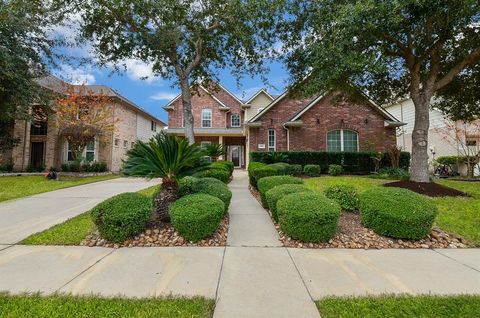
[
  {"left": 360, "top": 187, "right": 438, "bottom": 240},
  {"left": 265, "top": 184, "right": 312, "bottom": 222},
  {"left": 194, "top": 168, "right": 230, "bottom": 183},
  {"left": 324, "top": 185, "right": 360, "bottom": 212},
  {"left": 257, "top": 175, "right": 303, "bottom": 207},
  {"left": 277, "top": 192, "right": 341, "bottom": 243},
  {"left": 91, "top": 192, "right": 152, "bottom": 243},
  {"left": 169, "top": 194, "right": 225, "bottom": 242}
]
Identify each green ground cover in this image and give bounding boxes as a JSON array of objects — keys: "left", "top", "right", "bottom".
[
  {"left": 0, "top": 174, "right": 119, "bottom": 202},
  {"left": 0, "top": 293, "right": 214, "bottom": 318}
]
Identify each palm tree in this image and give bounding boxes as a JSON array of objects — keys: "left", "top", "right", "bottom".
[
  {"left": 123, "top": 132, "right": 208, "bottom": 223},
  {"left": 204, "top": 143, "right": 227, "bottom": 161}
]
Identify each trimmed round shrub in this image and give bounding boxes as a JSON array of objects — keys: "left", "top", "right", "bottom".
[
  {"left": 324, "top": 184, "right": 360, "bottom": 212},
  {"left": 304, "top": 164, "right": 321, "bottom": 177},
  {"left": 257, "top": 175, "right": 303, "bottom": 207},
  {"left": 178, "top": 176, "right": 198, "bottom": 197},
  {"left": 265, "top": 184, "right": 312, "bottom": 222},
  {"left": 277, "top": 192, "right": 341, "bottom": 242},
  {"left": 328, "top": 164, "right": 343, "bottom": 176},
  {"left": 169, "top": 194, "right": 224, "bottom": 242},
  {"left": 249, "top": 165, "right": 278, "bottom": 188},
  {"left": 211, "top": 162, "right": 231, "bottom": 175},
  {"left": 193, "top": 181, "right": 232, "bottom": 214},
  {"left": 215, "top": 160, "right": 234, "bottom": 174},
  {"left": 359, "top": 187, "right": 438, "bottom": 240},
  {"left": 91, "top": 192, "right": 152, "bottom": 243},
  {"left": 194, "top": 168, "right": 230, "bottom": 183},
  {"left": 269, "top": 162, "right": 290, "bottom": 175},
  {"left": 287, "top": 164, "right": 303, "bottom": 176}
]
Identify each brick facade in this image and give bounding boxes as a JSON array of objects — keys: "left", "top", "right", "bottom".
[
  {"left": 249, "top": 93, "right": 396, "bottom": 153},
  {"left": 167, "top": 85, "right": 244, "bottom": 129}
]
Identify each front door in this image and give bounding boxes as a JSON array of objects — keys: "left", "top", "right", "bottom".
[
  {"left": 30, "top": 142, "right": 45, "bottom": 167},
  {"left": 230, "top": 146, "right": 241, "bottom": 168}
]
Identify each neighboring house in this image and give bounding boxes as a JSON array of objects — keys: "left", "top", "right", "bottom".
[
  {"left": 386, "top": 98, "right": 480, "bottom": 176},
  {"left": 1, "top": 75, "right": 165, "bottom": 172},
  {"left": 164, "top": 82, "right": 403, "bottom": 167}
]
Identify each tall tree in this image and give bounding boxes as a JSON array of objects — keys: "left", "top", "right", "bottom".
[
  {"left": 78, "top": 0, "right": 281, "bottom": 144},
  {"left": 282, "top": 0, "right": 480, "bottom": 182},
  {"left": 0, "top": 0, "right": 66, "bottom": 120}
]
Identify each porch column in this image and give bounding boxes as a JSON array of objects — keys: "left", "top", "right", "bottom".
[{"left": 219, "top": 136, "right": 224, "bottom": 160}]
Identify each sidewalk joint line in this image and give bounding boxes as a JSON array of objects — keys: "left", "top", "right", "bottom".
[
  {"left": 56, "top": 249, "right": 116, "bottom": 292},
  {"left": 214, "top": 246, "right": 227, "bottom": 301},
  {"left": 286, "top": 247, "right": 316, "bottom": 302},
  {"left": 432, "top": 249, "right": 480, "bottom": 273}
]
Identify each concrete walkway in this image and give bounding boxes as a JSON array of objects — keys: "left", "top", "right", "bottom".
[
  {"left": 0, "top": 177, "right": 158, "bottom": 244},
  {"left": 0, "top": 170, "right": 480, "bottom": 318}
]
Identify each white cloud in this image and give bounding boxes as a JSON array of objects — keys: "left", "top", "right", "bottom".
[
  {"left": 55, "top": 64, "right": 96, "bottom": 85},
  {"left": 150, "top": 91, "right": 178, "bottom": 101},
  {"left": 114, "top": 58, "right": 165, "bottom": 83}
]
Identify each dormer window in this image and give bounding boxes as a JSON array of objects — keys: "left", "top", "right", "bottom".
[
  {"left": 202, "top": 109, "right": 212, "bottom": 128},
  {"left": 231, "top": 113, "right": 241, "bottom": 127}
]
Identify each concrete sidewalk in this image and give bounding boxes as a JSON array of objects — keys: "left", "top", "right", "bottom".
[
  {"left": 1, "top": 170, "right": 480, "bottom": 318},
  {"left": 0, "top": 177, "right": 158, "bottom": 244}
]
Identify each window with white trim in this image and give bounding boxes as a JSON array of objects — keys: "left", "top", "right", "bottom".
[
  {"left": 66, "top": 139, "right": 96, "bottom": 162},
  {"left": 231, "top": 113, "right": 240, "bottom": 127},
  {"left": 327, "top": 129, "right": 358, "bottom": 152},
  {"left": 201, "top": 109, "right": 212, "bottom": 128},
  {"left": 268, "top": 129, "right": 276, "bottom": 151}
]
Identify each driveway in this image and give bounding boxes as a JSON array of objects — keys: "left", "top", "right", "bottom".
[{"left": 0, "top": 177, "right": 159, "bottom": 244}]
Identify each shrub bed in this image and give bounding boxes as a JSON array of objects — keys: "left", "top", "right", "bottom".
[
  {"left": 288, "top": 164, "right": 303, "bottom": 176},
  {"left": 248, "top": 163, "right": 278, "bottom": 188},
  {"left": 91, "top": 192, "right": 151, "bottom": 243},
  {"left": 169, "top": 194, "right": 224, "bottom": 242},
  {"left": 250, "top": 151, "right": 411, "bottom": 173},
  {"left": 214, "top": 160, "right": 234, "bottom": 174},
  {"left": 178, "top": 177, "right": 231, "bottom": 212},
  {"left": 359, "top": 187, "right": 438, "bottom": 240},
  {"left": 265, "top": 184, "right": 312, "bottom": 222},
  {"left": 178, "top": 176, "right": 198, "bottom": 196},
  {"left": 303, "top": 164, "right": 321, "bottom": 176},
  {"left": 277, "top": 192, "right": 341, "bottom": 242},
  {"left": 324, "top": 185, "right": 360, "bottom": 212},
  {"left": 257, "top": 175, "right": 303, "bottom": 207}
]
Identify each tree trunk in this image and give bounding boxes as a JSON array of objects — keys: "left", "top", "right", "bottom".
[
  {"left": 179, "top": 77, "right": 195, "bottom": 145},
  {"left": 151, "top": 178, "right": 179, "bottom": 224},
  {"left": 410, "top": 95, "right": 432, "bottom": 182}
]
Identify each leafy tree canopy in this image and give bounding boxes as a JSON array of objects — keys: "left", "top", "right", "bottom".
[
  {"left": 282, "top": 0, "right": 480, "bottom": 106},
  {"left": 0, "top": 0, "right": 67, "bottom": 120}
]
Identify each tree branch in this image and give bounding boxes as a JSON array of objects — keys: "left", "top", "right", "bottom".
[
  {"left": 185, "top": 39, "right": 203, "bottom": 75},
  {"left": 435, "top": 47, "right": 480, "bottom": 90}
]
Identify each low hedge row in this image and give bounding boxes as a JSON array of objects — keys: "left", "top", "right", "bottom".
[
  {"left": 250, "top": 151, "right": 411, "bottom": 173},
  {"left": 257, "top": 175, "right": 303, "bottom": 207},
  {"left": 91, "top": 192, "right": 151, "bottom": 243},
  {"left": 265, "top": 184, "right": 312, "bottom": 222},
  {"left": 170, "top": 193, "right": 224, "bottom": 242},
  {"left": 359, "top": 187, "right": 438, "bottom": 240},
  {"left": 277, "top": 192, "right": 341, "bottom": 243}
]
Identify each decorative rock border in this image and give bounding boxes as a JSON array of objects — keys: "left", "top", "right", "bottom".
[
  {"left": 249, "top": 186, "right": 468, "bottom": 249},
  {"left": 80, "top": 216, "right": 229, "bottom": 248}
]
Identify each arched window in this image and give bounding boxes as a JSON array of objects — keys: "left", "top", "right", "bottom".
[
  {"left": 231, "top": 113, "right": 241, "bottom": 127},
  {"left": 327, "top": 129, "right": 358, "bottom": 152}
]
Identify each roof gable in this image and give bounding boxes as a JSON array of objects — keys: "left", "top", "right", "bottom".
[{"left": 245, "top": 89, "right": 275, "bottom": 104}]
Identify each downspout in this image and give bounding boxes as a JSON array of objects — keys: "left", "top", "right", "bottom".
[{"left": 283, "top": 124, "right": 290, "bottom": 151}]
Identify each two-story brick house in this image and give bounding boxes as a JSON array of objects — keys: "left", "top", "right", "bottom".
[
  {"left": 164, "top": 83, "right": 404, "bottom": 168},
  {"left": 1, "top": 76, "right": 166, "bottom": 172}
]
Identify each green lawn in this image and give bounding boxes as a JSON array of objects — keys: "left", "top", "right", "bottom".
[
  {"left": 317, "top": 294, "right": 480, "bottom": 318},
  {"left": 305, "top": 176, "right": 480, "bottom": 246},
  {"left": 22, "top": 185, "right": 158, "bottom": 245},
  {"left": 0, "top": 174, "right": 119, "bottom": 202},
  {"left": 0, "top": 293, "right": 213, "bottom": 318}
]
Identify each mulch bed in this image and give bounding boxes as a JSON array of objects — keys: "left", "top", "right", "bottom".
[
  {"left": 249, "top": 186, "right": 468, "bottom": 249},
  {"left": 384, "top": 180, "right": 467, "bottom": 197},
  {"left": 80, "top": 216, "right": 229, "bottom": 248}
]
